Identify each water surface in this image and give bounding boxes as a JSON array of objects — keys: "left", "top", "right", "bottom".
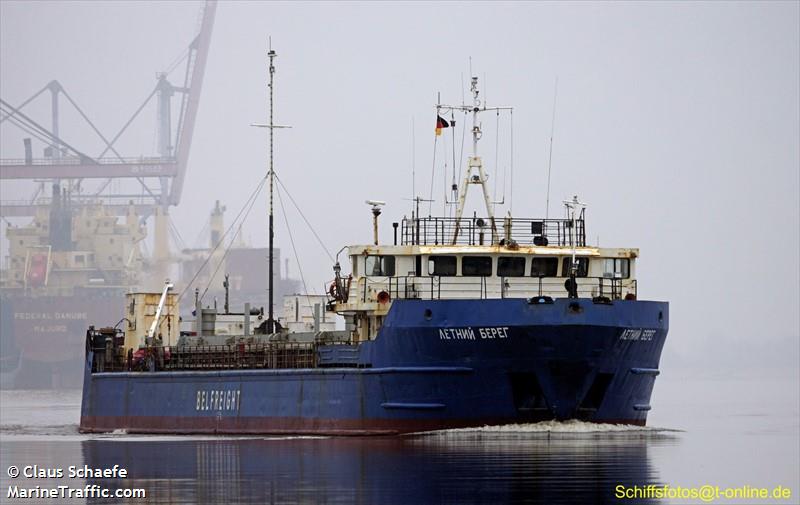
[{"left": 1, "top": 371, "right": 797, "bottom": 504}]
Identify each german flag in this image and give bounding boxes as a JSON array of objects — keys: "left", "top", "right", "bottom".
[{"left": 435, "top": 115, "right": 449, "bottom": 136}]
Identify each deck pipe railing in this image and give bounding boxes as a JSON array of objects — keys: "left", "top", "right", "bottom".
[
  {"left": 356, "top": 275, "right": 636, "bottom": 303},
  {"left": 399, "top": 216, "right": 586, "bottom": 247}
]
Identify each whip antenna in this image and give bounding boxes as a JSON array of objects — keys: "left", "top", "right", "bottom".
[
  {"left": 545, "top": 76, "right": 558, "bottom": 220},
  {"left": 411, "top": 116, "right": 415, "bottom": 215}
]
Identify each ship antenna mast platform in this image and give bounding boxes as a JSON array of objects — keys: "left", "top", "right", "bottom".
[{"left": 437, "top": 76, "right": 512, "bottom": 245}]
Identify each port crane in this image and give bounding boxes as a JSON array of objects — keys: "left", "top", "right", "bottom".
[{"left": 0, "top": 0, "right": 217, "bottom": 218}]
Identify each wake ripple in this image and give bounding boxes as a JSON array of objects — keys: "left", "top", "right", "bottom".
[
  {"left": 0, "top": 423, "right": 80, "bottom": 437},
  {"left": 415, "top": 420, "right": 682, "bottom": 437}
]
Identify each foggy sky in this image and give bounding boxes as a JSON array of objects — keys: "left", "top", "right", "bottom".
[{"left": 1, "top": 1, "right": 798, "bottom": 363}]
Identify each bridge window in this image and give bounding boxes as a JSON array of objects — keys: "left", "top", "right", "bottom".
[
  {"left": 365, "top": 255, "right": 395, "bottom": 276},
  {"left": 561, "top": 257, "right": 588, "bottom": 277},
  {"left": 604, "top": 258, "right": 630, "bottom": 279},
  {"left": 428, "top": 256, "right": 457, "bottom": 276},
  {"left": 498, "top": 257, "right": 525, "bottom": 277},
  {"left": 531, "top": 257, "right": 558, "bottom": 277},
  {"left": 462, "top": 256, "right": 492, "bottom": 276}
]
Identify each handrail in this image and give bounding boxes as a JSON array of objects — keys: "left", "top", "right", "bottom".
[
  {"left": 355, "top": 275, "right": 636, "bottom": 302},
  {"left": 91, "top": 340, "right": 358, "bottom": 373},
  {"left": 401, "top": 216, "right": 586, "bottom": 247}
]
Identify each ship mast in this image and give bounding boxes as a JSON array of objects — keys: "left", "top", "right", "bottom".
[
  {"left": 267, "top": 47, "right": 276, "bottom": 333},
  {"left": 252, "top": 44, "right": 293, "bottom": 333},
  {"left": 439, "top": 76, "right": 511, "bottom": 244},
  {"left": 250, "top": 47, "right": 284, "bottom": 331}
]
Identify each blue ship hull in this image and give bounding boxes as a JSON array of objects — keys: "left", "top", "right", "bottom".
[{"left": 80, "top": 298, "right": 668, "bottom": 435}]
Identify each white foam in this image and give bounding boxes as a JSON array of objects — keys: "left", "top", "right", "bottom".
[{"left": 414, "top": 420, "right": 681, "bottom": 436}]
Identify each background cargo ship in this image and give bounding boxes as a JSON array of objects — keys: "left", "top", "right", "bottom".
[
  {"left": 0, "top": 186, "right": 300, "bottom": 389},
  {"left": 0, "top": 1, "right": 285, "bottom": 389},
  {"left": 0, "top": 188, "right": 145, "bottom": 388}
]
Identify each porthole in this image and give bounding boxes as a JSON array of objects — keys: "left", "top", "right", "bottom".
[{"left": 424, "top": 308, "right": 432, "bottom": 321}]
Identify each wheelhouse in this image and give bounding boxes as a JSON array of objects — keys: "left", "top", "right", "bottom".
[
  {"left": 324, "top": 76, "right": 645, "bottom": 343},
  {"left": 329, "top": 214, "right": 639, "bottom": 342}
]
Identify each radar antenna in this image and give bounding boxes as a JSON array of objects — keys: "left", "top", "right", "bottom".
[{"left": 563, "top": 195, "right": 587, "bottom": 298}]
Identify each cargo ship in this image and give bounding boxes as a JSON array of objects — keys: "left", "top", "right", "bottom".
[
  {"left": 79, "top": 54, "right": 668, "bottom": 435},
  {"left": 0, "top": 190, "right": 298, "bottom": 389},
  {"left": 0, "top": 186, "right": 147, "bottom": 389}
]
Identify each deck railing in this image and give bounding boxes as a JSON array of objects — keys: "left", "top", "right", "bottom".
[
  {"left": 400, "top": 215, "right": 585, "bottom": 247},
  {"left": 356, "top": 275, "right": 636, "bottom": 302},
  {"left": 167, "top": 343, "right": 317, "bottom": 370},
  {"left": 90, "top": 340, "right": 361, "bottom": 373}
]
